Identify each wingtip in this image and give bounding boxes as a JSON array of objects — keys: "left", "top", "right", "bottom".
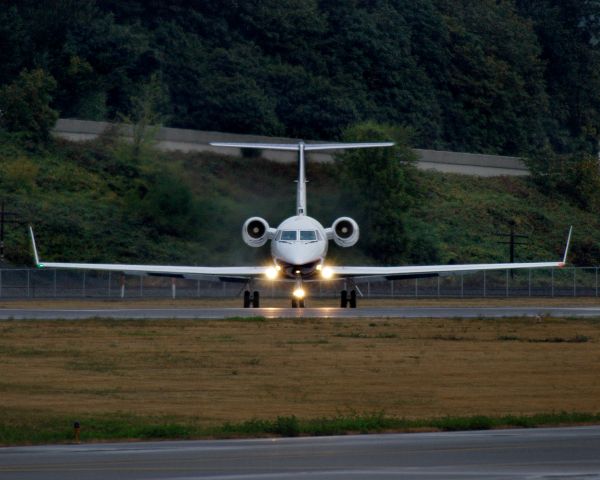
[
  {"left": 28, "top": 225, "right": 41, "bottom": 267},
  {"left": 562, "top": 225, "right": 573, "bottom": 265}
]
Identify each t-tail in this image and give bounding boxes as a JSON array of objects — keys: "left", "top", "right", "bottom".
[{"left": 210, "top": 141, "right": 395, "bottom": 215}]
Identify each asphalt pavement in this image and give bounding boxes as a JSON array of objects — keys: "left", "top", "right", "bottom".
[
  {"left": 1, "top": 305, "right": 600, "bottom": 319},
  {"left": 1, "top": 426, "right": 599, "bottom": 479}
]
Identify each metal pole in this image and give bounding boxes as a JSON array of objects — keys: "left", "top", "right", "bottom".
[
  {"left": 0, "top": 201, "right": 4, "bottom": 260},
  {"left": 54, "top": 269, "right": 57, "bottom": 297},
  {"left": 437, "top": 276, "right": 440, "bottom": 297},
  {"left": 27, "top": 269, "right": 30, "bottom": 298},
  {"left": 141, "top": 276, "right": 144, "bottom": 297},
  {"left": 528, "top": 269, "right": 531, "bottom": 297},
  {"left": 461, "top": 273, "right": 464, "bottom": 298},
  {"left": 551, "top": 268, "right": 554, "bottom": 297},
  {"left": 367, "top": 280, "right": 371, "bottom": 298},
  {"left": 172, "top": 278, "right": 176, "bottom": 299},
  {"left": 120, "top": 274, "right": 125, "bottom": 299},
  {"left": 108, "top": 271, "right": 111, "bottom": 297},
  {"left": 415, "top": 278, "right": 418, "bottom": 297},
  {"left": 82, "top": 271, "right": 86, "bottom": 297},
  {"left": 483, "top": 271, "right": 486, "bottom": 297},
  {"left": 505, "top": 269, "right": 508, "bottom": 297},
  {"left": 573, "top": 268, "right": 576, "bottom": 297}
]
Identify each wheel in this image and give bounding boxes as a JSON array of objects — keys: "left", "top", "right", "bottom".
[
  {"left": 299, "top": 299, "right": 305, "bottom": 308},
  {"left": 349, "top": 289, "right": 357, "bottom": 308},
  {"left": 243, "top": 290, "right": 251, "bottom": 308},
  {"left": 291, "top": 298, "right": 298, "bottom": 308},
  {"left": 252, "top": 291, "right": 260, "bottom": 308},
  {"left": 340, "top": 290, "right": 348, "bottom": 308}
]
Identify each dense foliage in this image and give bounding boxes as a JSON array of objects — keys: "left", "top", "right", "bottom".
[{"left": 1, "top": 0, "right": 599, "bottom": 156}]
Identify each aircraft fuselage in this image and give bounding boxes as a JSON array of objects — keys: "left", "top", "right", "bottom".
[{"left": 271, "top": 215, "right": 328, "bottom": 279}]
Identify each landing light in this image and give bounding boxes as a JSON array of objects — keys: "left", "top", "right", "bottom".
[
  {"left": 265, "top": 266, "right": 278, "bottom": 280},
  {"left": 293, "top": 288, "right": 305, "bottom": 299},
  {"left": 321, "top": 266, "right": 334, "bottom": 280}
]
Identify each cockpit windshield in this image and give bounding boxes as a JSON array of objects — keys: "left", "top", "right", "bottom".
[
  {"left": 281, "top": 230, "right": 297, "bottom": 241},
  {"left": 300, "top": 230, "right": 317, "bottom": 241}
]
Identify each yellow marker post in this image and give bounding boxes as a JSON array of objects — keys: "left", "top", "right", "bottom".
[{"left": 74, "top": 421, "right": 81, "bottom": 444}]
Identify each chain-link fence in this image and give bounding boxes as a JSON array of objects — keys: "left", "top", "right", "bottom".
[{"left": 0, "top": 267, "right": 599, "bottom": 299}]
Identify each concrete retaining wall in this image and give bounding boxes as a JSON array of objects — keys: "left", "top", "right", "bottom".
[{"left": 53, "top": 118, "right": 529, "bottom": 176}]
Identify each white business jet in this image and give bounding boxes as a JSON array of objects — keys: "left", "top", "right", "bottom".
[{"left": 29, "top": 140, "right": 571, "bottom": 308}]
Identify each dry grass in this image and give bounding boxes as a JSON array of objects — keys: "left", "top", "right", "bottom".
[{"left": 1, "top": 316, "right": 599, "bottom": 426}]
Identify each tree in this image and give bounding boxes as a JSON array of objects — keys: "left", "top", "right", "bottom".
[
  {"left": 337, "top": 122, "right": 418, "bottom": 264},
  {"left": 118, "top": 73, "right": 169, "bottom": 161},
  {"left": 0, "top": 69, "right": 58, "bottom": 146}
]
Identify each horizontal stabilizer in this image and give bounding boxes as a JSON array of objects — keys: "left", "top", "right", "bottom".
[{"left": 210, "top": 141, "right": 394, "bottom": 151}]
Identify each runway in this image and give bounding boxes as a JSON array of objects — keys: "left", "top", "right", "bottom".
[
  {"left": 1, "top": 426, "right": 599, "bottom": 479},
  {"left": 1, "top": 305, "right": 600, "bottom": 319}
]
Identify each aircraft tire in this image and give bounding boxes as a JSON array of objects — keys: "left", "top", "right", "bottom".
[
  {"left": 349, "top": 289, "right": 357, "bottom": 308},
  {"left": 243, "top": 290, "right": 251, "bottom": 308},
  {"left": 340, "top": 290, "right": 348, "bottom": 308},
  {"left": 252, "top": 291, "right": 260, "bottom": 308},
  {"left": 291, "top": 298, "right": 298, "bottom": 308},
  {"left": 299, "top": 299, "right": 305, "bottom": 308}
]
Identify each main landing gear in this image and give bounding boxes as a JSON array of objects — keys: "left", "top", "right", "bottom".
[
  {"left": 243, "top": 290, "right": 260, "bottom": 308},
  {"left": 340, "top": 289, "right": 357, "bottom": 308}
]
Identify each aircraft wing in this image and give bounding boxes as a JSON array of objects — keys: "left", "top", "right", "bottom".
[
  {"left": 331, "top": 227, "right": 572, "bottom": 283},
  {"left": 29, "top": 227, "right": 267, "bottom": 282},
  {"left": 330, "top": 261, "right": 564, "bottom": 283}
]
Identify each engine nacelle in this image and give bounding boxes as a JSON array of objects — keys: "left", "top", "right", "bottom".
[
  {"left": 242, "top": 217, "right": 272, "bottom": 247},
  {"left": 328, "top": 217, "right": 359, "bottom": 247}
]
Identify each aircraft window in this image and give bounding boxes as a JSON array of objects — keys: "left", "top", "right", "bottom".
[
  {"left": 300, "top": 230, "right": 317, "bottom": 241},
  {"left": 281, "top": 230, "right": 297, "bottom": 241}
]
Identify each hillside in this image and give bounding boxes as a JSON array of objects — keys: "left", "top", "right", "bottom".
[{"left": 0, "top": 133, "right": 597, "bottom": 268}]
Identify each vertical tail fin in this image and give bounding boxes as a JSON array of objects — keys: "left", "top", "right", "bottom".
[{"left": 210, "top": 141, "right": 394, "bottom": 216}]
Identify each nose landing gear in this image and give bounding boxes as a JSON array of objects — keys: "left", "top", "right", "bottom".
[{"left": 291, "top": 297, "right": 305, "bottom": 308}]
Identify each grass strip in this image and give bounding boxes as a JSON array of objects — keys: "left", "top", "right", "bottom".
[{"left": 1, "top": 411, "right": 599, "bottom": 446}]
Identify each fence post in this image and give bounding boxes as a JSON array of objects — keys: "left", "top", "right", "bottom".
[
  {"left": 573, "top": 268, "right": 576, "bottom": 297},
  {"left": 415, "top": 278, "right": 418, "bottom": 297},
  {"left": 390, "top": 280, "right": 394, "bottom": 298},
  {"left": 437, "top": 276, "right": 440, "bottom": 297},
  {"left": 367, "top": 280, "right": 371, "bottom": 298},
  {"left": 171, "top": 278, "right": 176, "bottom": 299},
  {"left": 141, "top": 276, "right": 144, "bottom": 297},
  {"left": 54, "top": 269, "right": 57, "bottom": 297},
  {"left": 505, "top": 269, "right": 509, "bottom": 297},
  {"left": 82, "top": 271, "right": 86, "bottom": 297},
  {"left": 551, "top": 268, "right": 554, "bottom": 297},
  {"left": 461, "top": 273, "right": 464, "bottom": 298},
  {"left": 108, "top": 271, "right": 111, "bottom": 297},
  {"left": 27, "top": 269, "right": 30, "bottom": 298},
  {"left": 528, "top": 269, "right": 531, "bottom": 297},
  {"left": 120, "top": 274, "right": 125, "bottom": 299}
]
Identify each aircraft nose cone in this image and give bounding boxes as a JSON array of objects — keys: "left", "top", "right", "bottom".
[{"left": 288, "top": 252, "right": 313, "bottom": 265}]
